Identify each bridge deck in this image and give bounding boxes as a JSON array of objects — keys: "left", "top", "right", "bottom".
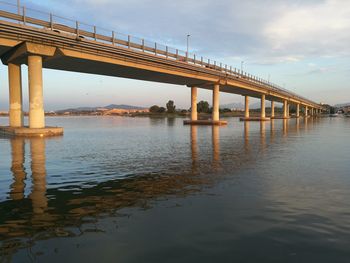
[{"left": 0, "top": 6, "right": 322, "bottom": 109}]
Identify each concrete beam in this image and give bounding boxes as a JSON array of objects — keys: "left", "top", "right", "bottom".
[{"left": 1, "top": 42, "right": 56, "bottom": 65}]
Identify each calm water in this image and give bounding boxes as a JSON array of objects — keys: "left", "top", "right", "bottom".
[{"left": 0, "top": 116, "right": 349, "bottom": 263}]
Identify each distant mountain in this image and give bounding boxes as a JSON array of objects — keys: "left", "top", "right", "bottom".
[
  {"left": 220, "top": 102, "right": 244, "bottom": 110},
  {"left": 56, "top": 104, "right": 147, "bottom": 113},
  {"left": 104, "top": 104, "right": 146, "bottom": 110},
  {"left": 220, "top": 102, "right": 271, "bottom": 110}
]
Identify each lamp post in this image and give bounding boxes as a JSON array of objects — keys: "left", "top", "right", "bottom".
[
  {"left": 186, "top": 34, "right": 190, "bottom": 57},
  {"left": 241, "top": 61, "right": 244, "bottom": 72},
  {"left": 17, "top": 0, "right": 20, "bottom": 15}
]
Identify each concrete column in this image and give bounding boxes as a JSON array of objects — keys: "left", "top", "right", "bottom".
[
  {"left": 244, "top": 96, "right": 249, "bottom": 118},
  {"left": 311, "top": 108, "right": 314, "bottom": 116},
  {"left": 212, "top": 84, "right": 220, "bottom": 121},
  {"left": 191, "top": 87, "right": 198, "bottom": 121},
  {"left": 270, "top": 101, "right": 275, "bottom": 118},
  {"left": 296, "top": 104, "right": 300, "bottom": 118},
  {"left": 305, "top": 106, "right": 308, "bottom": 117},
  {"left": 283, "top": 100, "right": 288, "bottom": 118},
  {"left": 261, "top": 94, "right": 266, "bottom": 118},
  {"left": 28, "top": 55, "right": 45, "bottom": 129},
  {"left": 8, "top": 63, "right": 24, "bottom": 127},
  {"left": 287, "top": 103, "right": 290, "bottom": 117}
]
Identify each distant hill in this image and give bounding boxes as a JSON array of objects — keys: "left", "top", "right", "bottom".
[
  {"left": 220, "top": 101, "right": 276, "bottom": 110},
  {"left": 56, "top": 104, "right": 147, "bottom": 113}
]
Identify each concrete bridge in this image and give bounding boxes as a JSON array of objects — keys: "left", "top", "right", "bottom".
[{"left": 0, "top": 2, "right": 324, "bottom": 136}]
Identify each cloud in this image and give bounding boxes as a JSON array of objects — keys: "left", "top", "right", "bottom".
[{"left": 263, "top": 0, "right": 350, "bottom": 59}]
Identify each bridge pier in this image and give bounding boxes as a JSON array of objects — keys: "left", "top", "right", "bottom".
[
  {"left": 28, "top": 55, "right": 45, "bottom": 129},
  {"left": 184, "top": 84, "right": 226, "bottom": 125},
  {"left": 240, "top": 94, "right": 270, "bottom": 121},
  {"left": 191, "top": 86, "right": 198, "bottom": 121},
  {"left": 296, "top": 104, "right": 300, "bottom": 118},
  {"left": 8, "top": 63, "right": 24, "bottom": 128},
  {"left": 245, "top": 96, "right": 250, "bottom": 118},
  {"left": 283, "top": 100, "right": 290, "bottom": 119},
  {"left": 0, "top": 44, "right": 63, "bottom": 137},
  {"left": 271, "top": 101, "right": 275, "bottom": 118},
  {"left": 305, "top": 106, "right": 309, "bottom": 117},
  {"left": 212, "top": 84, "right": 220, "bottom": 121},
  {"left": 261, "top": 94, "right": 266, "bottom": 118}
]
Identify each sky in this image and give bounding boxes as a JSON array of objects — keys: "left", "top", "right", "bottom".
[{"left": 0, "top": 0, "right": 349, "bottom": 110}]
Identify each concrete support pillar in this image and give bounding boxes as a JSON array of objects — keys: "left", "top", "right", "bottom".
[
  {"left": 191, "top": 87, "right": 197, "bottom": 121},
  {"left": 212, "top": 84, "right": 220, "bottom": 121},
  {"left": 244, "top": 96, "right": 249, "bottom": 118},
  {"left": 296, "top": 104, "right": 300, "bottom": 118},
  {"left": 8, "top": 63, "right": 24, "bottom": 127},
  {"left": 283, "top": 100, "right": 288, "bottom": 118},
  {"left": 270, "top": 101, "right": 275, "bottom": 118},
  {"left": 287, "top": 103, "right": 290, "bottom": 117},
  {"left": 311, "top": 108, "right": 314, "bottom": 116},
  {"left": 28, "top": 55, "right": 45, "bottom": 129},
  {"left": 305, "top": 106, "right": 308, "bottom": 117},
  {"left": 260, "top": 94, "right": 266, "bottom": 118}
]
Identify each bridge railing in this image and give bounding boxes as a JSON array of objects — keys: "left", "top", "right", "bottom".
[{"left": 0, "top": 1, "right": 320, "bottom": 107}]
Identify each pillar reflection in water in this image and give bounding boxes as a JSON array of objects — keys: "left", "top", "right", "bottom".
[
  {"left": 270, "top": 120, "right": 275, "bottom": 143},
  {"left": 304, "top": 116, "right": 308, "bottom": 132},
  {"left": 212, "top": 126, "right": 220, "bottom": 168},
  {"left": 10, "top": 138, "right": 27, "bottom": 200},
  {"left": 283, "top": 119, "right": 288, "bottom": 137},
  {"left": 260, "top": 121, "right": 266, "bottom": 151},
  {"left": 296, "top": 118, "right": 300, "bottom": 135},
  {"left": 29, "top": 137, "right": 48, "bottom": 215},
  {"left": 244, "top": 121, "right": 250, "bottom": 152},
  {"left": 190, "top": 125, "right": 198, "bottom": 168}
]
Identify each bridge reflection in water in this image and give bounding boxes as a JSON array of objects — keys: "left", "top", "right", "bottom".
[{"left": 0, "top": 118, "right": 318, "bottom": 258}]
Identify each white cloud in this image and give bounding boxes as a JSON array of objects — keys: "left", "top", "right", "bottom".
[{"left": 263, "top": 0, "right": 350, "bottom": 58}]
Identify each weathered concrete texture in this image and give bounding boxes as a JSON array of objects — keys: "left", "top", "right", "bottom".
[
  {"left": 240, "top": 117, "right": 271, "bottom": 122},
  {"left": 0, "top": 126, "right": 63, "bottom": 137},
  {"left": 8, "top": 63, "right": 23, "bottom": 127},
  {"left": 183, "top": 120, "right": 227, "bottom": 126},
  {"left": 28, "top": 55, "right": 45, "bottom": 129}
]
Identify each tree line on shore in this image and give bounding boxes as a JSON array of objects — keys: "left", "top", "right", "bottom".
[{"left": 149, "top": 100, "right": 284, "bottom": 114}]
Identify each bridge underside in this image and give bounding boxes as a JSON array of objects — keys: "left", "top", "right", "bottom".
[
  {"left": 0, "top": 38, "right": 306, "bottom": 104},
  {"left": 0, "top": 24, "right": 324, "bottom": 135}
]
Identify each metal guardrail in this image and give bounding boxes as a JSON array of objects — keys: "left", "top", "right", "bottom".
[{"left": 0, "top": 1, "right": 321, "bottom": 107}]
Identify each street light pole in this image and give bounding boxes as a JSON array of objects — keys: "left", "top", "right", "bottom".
[
  {"left": 17, "top": 0, "right": 20, "bottom": 15},
  {"left": 186, "top": 34, "right": 190, "bottom": 57},
  {"left": 241, "top": 61, "right": 244, "bottom": 72}
]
